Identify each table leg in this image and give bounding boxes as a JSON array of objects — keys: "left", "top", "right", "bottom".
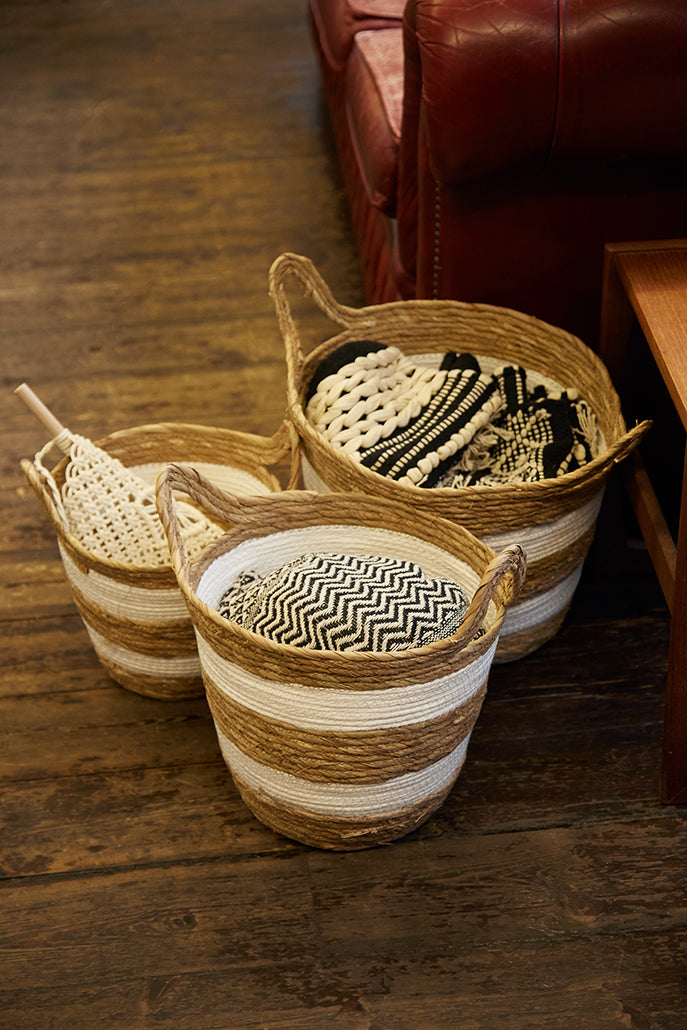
[
  {"left": 599, "top": 248, "right": 636, "bottom": 391},
  {"left": 660, "top": 446, "right": 687, "bottom": 802}
]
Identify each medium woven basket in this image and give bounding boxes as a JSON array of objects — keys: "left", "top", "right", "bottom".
[
  {"left": 269, "top": 252, "right": 651, "bottom": 663},
  {"left": 156, "top": 462, "right": 526, "bottom": 850},
  {"left": 21, "top": 421, "right": 297, "bottom": 700}
]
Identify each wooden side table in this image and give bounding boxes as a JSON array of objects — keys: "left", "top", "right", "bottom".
[{"left": 599, "top": 239, "right": 687, "bottom": 803}]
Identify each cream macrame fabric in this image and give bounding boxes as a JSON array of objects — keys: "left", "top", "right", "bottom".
[
  {"left": 36, "top": 431, "right": 222, "bottom": 566},
  {"left": 306, "top": 342, "right": 503, "bottom": 487}
]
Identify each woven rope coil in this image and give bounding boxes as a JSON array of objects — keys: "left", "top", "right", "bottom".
[
  {"left": 155, "top": 462, "right": 526, "bottom": 848},
  {"left": 22, "top": 421, "right": 296, "bottom": 699},
  {"left": 268, "top": 252, "right": 651, "bottom": 662}
]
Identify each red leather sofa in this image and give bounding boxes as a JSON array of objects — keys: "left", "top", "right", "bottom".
[{"left": 309, "top": 0, "right": 687, "bottom": 347}]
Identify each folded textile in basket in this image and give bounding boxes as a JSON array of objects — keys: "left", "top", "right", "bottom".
[
  {"left": 305, "top": 341, "right": 503, "bottom": 487},
  {"left": 216, "top": 552, "right": 472, "bottom": 651},
  {"left": 305, "top": 342, "right": 599, "bottom": 488},
  {"left": 436, "top": 363, "right": 600, "bottom": 488}
]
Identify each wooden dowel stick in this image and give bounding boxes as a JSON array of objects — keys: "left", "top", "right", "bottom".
[{"left": 14, "top": 383, "right": 67, "bottom": 439}]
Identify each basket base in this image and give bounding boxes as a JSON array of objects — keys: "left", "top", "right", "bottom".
[
  {"left": 494, "top": 606, "right": 570, "bottom": 664},
  {"left": 230, "top": 767, "right": 464, "bottom": 850},
  {"left": 95, "top": 652, "right": 205, "bottom": 701}
]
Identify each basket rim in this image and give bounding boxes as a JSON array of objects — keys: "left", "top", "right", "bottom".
[
  {"left": 289, "top": 400, "right": 647, "bottom": 501},
  {"left": 183, "top": 509, "right": 514, "bottom": 669},
  {"left": 287, "top": 311, "right": 645, "bottom": 490}
]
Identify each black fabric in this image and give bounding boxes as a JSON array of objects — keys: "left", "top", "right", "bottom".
[{"left": 304, "top": 339, "right": 385, "bottom": 403}]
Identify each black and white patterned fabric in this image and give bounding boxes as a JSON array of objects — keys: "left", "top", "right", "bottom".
[
  {"left": 217, "top": 552, "right": 472, "bottom": 651},
  {"left": 306, "top": 341, "right": 599, "bottom": 489},
  {"left": 305, "top": 341, "right": 503, "bottom": 488},
  {"left": 436, "top": 364, "right": 599, "bottom": 488}
]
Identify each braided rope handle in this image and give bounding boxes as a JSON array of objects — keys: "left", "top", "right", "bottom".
[
  {"left": 268, "top": 253, "right": 373, "bottom": 409},
  {"left": 155, "top": 462, "right": 527, "bottom": 639},
  {"left": 21, "top": 453, "right": 71, "bottom": 536},
  {"left": 454, "top": 543, "right": 527, "bottom": 644},
  {"left": 156, "top": 461, "right": 317, "bottom": 584}
]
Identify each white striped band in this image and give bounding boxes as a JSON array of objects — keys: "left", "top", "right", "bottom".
[
  {"left": 216, "top": 728, "right": 470, "bottom": 818},
  {"left": 196, "top": 633, "right": 496, "bottom": 731},
  {"left": 60, "top": 545, "right": 188, "bottom": 622},
  {"left": 85, "top": 626, "right": 201, "bottom": 676}
]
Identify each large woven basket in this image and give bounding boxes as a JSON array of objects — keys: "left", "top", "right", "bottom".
[
  {"left": 269, "top": 252, "right": 651, "bottom": 663},
  {"left": 21, "top": 421, "right": 296, "bottom": 700},
  {"left": 156, "top": 462, "right": 526, "bottom": 850}
]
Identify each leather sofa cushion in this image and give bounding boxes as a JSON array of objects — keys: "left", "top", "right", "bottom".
[
  {"left": 553, "top": 0, "right": 687, "bottom": 161},
  {"left": 345, "top": 27, "right": 404, "bottom": 214},
  {"left": 309, "top": 0, "right": 405, "bottom": 68},
  {"left": 410, "top": 0, "right": 687, "bottom": 185}
]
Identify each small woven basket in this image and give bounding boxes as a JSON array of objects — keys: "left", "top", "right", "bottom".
[
  {"left": 21, "top": 421, "right": 297, "bottom": 700},
  {"left": 269, "top": 252, "right": 651, "bottom": 663},
  {"left": 156, "top": 462, "right": 526, "bottom": 849}
]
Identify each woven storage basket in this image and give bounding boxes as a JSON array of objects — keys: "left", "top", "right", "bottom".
[
  {"left": 269, "top": 252, "right": 651, "bottom": 663},
  {"left": 21, "top": 421, "right": 297, "bottom": 701},
  {"left": 155, "top": 462, "right": 526, "bottom": 850}
]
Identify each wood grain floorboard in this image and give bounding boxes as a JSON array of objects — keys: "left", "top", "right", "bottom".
[{"left": 1, "top": 0, "right": 684, "bottom": 1028}]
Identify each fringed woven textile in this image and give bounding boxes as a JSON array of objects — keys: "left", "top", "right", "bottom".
[
  {"left": 305, "top": 342, "right": 600, "bottom": 489},
  {"left": 436, "top": 363, "right": 600, "bottom": 487},
  {"left": 35, "top": 431, "right": 223, "bottom": 566}
]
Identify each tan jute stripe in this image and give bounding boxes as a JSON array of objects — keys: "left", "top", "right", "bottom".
[
  {"left": 191, "top": 599, "right": 501, "bottom": 690},
  {"left": 493, "top": 606, "right": 570, "bottom": 664},
  {"left": 204, "top": 673, "right": 488, "bottom": 784},
  {"left": 69, "top": 583, "right": 197, "bottom": 657},
  {"left": 296, "top": 424, "right": 620, "bottom": 533}
]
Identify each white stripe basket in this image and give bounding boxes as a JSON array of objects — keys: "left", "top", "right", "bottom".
[
  {"left": 156, "top": 462, "right": 526, "bottom": 849},
  {"left": 21, "top": 421, "right": 296, "bottom": 700},
  {"left": 269, "top": 252, "right": 651, "bottom": 663}
]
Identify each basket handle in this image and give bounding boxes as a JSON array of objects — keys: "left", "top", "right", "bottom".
[
  {"left": 155, "top": 461, "right": 310, "bottom": 584},
  {"left": 20, "top": 455, "right": 70, "bottom": 536},
  {"left": 453, "top": 543, "right": 527, "bottom": 644},
  {"left": 602, "top": 418, "right": 652, "bottom": 469},
  {"left": 269, "top": 418, "right": 302, "bottom": 490},
  {"left": 156, "top": 462, "right": 527, "bottom": 642},
  {"left": 268, "top": 253, "right": 363, "bottom": 408}
]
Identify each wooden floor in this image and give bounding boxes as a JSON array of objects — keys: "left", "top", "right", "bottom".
[{"left": 1, "top": 2, "right": 685, "bottom": 1027}]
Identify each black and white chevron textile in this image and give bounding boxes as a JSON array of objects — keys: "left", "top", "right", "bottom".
[{"left": 217, "top": 552, "right": 472, "bottom": 651}]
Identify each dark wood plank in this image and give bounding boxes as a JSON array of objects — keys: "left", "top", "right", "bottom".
[
  {"left": 1, "top": 0, "right": 685, "bottom": 1026},
  {"left": 1, "top": 823, "right": 686, "bottom": 1028}
]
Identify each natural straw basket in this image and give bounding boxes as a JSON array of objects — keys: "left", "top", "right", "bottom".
[
  {"left": 269, "top": 252, "right": 651, "bottom": 663},
  {"left": 21, "top": 421, "right": 297, "bottom": 701},
  {"left": 155, "top": 462, "right": 526, "bottom": 849}
]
